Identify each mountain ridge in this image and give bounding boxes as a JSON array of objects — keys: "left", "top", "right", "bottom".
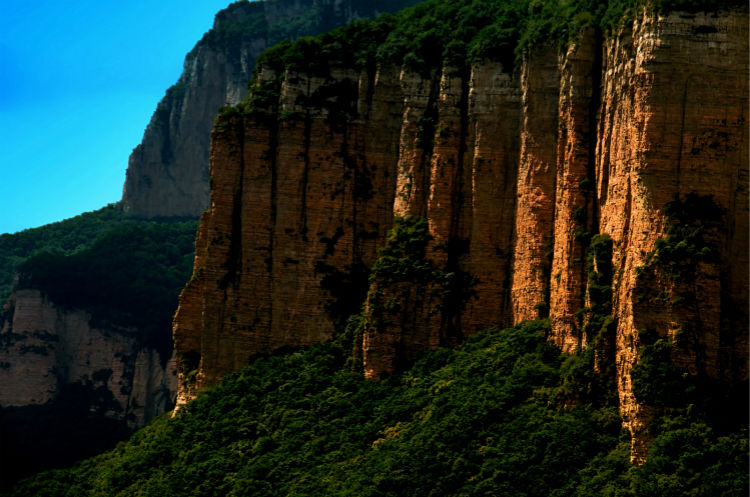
[{"left": 120, "top": 0, "right": 420, "bottom": 218}]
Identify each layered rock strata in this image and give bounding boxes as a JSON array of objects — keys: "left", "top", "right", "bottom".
[
  {"left": 121, "top": 0, "right": 418, "bottom": 218},
  {"left": 174, "top": 63, "right": 404, "bottom": 395},
  {"left": 0, "top": 289, "right": 176, "bottom": 427},
  {"left": 174, "top": 8, "right": 748, "bottom": 462},
  {"left": 596, "top": 9, "right": 749, "bottom": 463},
  {"left": 510, "top": 45, "right": 560, "bottom": 324},
  {"left": 549, "top": 28, "right": 599, "bottom": 352}
]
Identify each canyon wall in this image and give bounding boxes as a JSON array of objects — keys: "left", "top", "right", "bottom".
[
  {"left": 0, "top": 288, "right": 177, "bottom": 485},
  {"left": 173, "top": 7, "right": 748, "bottom": 462},
  {"left": 597, "top": 10, "right": 749, "bottom": 462},
  {"left": 121, "top": 0, "right": 418, "bottom": 219},
  {"left": 0, "top": 288, "right": 176, "bottom": 427}
]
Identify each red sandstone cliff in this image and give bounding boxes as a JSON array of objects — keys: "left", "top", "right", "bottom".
[
  {"left": 173, "top": 8, "right": 748, "bottom": 461},
  {"left": 596, "top": 9, "right": 748, "bottom": 462}
]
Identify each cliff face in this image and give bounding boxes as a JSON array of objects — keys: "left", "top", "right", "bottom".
[
  {"left": 596, "top": 10, "right": 749, "bottom": 462},
  {"left": 174, "top": 8, "right": 748, "bottom": 461},
  {"left": 0, "top": 289, "right": 176, "bottom": 426},
  {"left": 173, "top": 63, "right": 403, "bottom": 395},
  {"left": 0, "top": 288, "right": 177, "bottom": 485},
  {"left": 121, "top": 0, "right": 418, "bottom": 218}
]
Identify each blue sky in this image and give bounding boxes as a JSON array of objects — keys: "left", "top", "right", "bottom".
[{"left": 0, "top": 0, "right": 236, "bottom": 234}]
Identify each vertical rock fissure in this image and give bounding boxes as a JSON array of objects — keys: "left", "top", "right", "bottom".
[
  {"left": 674, "top": 78, "right": 691, "bottom": 194},
  {"left": 267, "top": 114, "right": 281, "bottom": 342},
  {"left": 443, "top": 69, "right": 471, "bottom": 345},
  {"left": 546, "top": 88, "right": 560, "bottom": 321},
  {"left": 340, "top": 119, "right": 359, "bottom": 275},
  {"left": 300, "top": 110, "right": 312, "bottom": 242},
  {"left": 588, "top": 30, "right": 604, "bottom": 238},
  {"left": 450, "top": 70, "right": 471, "bottom": 242},
  {"left": 222, "top": 119, "right": 246, "bottom": 290},
  {"left": 420, "top": 72, "right": 442, "bottom": 212},
  {"left": 596, "top": 99, "right": 610, "bottom": 209},
  {"left": 364, "top": 64, "right": 377, "bottom": 121},
  {"left": 581, "top": 29, "right": 607, "bottom": 346}
]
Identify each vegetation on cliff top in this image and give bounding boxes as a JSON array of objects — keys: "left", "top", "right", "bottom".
[
  {"left": 159, "top": 0, "right": 422, "bottom": 129},
  {"left": 242, "top": 0, "right": 747, "bottom": 84},
  {"left": 15, "top": 218, "right": 198, "bottom": 364},
  {"left": 198, "top": 0, "right": 422, "bottom": 59},
  {"left": 6, "top": 320, "right": 746, "bottom": 496},
  {"left": 180, "top": 0, "right": 421, "bottom": 90},
  {"left": 0, "top": 205, "right": 125, "bottom": 303}
]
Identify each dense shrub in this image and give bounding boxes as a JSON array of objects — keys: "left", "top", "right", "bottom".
[
  {"left": 195, "top": 0, "right": 421, "bottom": 67},
  {"left": 16, "top": 219, "right": 198, "bottom": 363},
  {"left": 5, "top": 320, "right": 746, "bottom": 496},
  {"left": 0, "top": 205, "right": 126, "bottom": 302},
  {"left": 243, "top": 0, "right": 748, "bottom": 86}
]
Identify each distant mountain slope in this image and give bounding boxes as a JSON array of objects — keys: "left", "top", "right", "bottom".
[
  {"left": 0, "top": 212, "right": 197, "bottom": 490},
  {"left": 120, "top": 0, "right": 420, "bottom": 218},
  {"left": 0, "top": 205, "right": 125, "bottom": 303}
]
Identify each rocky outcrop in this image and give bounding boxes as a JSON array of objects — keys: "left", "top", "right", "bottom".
[
  {"left": 461, "top": 62, "right": 521, "bottom": 335},
  {"left": 121, "top": 0, "right": 419, "bottom": 219},
  {"left": 0, "top": 288, "right": 176, "bottom": 426},
  {"left": 510, "top": 45, "right": 560, "bottom": 325},
  {"left": 0, "top": 288, "right": 177, "bottom": 486},
  {"left": 549, "top": 28, "right": 599, "bottom": 352},
  {"left": 173, "top": 7, "right": 748, "bottom": 462},
  {"left": 173, "top": 63, "right": 403, "bottom": 397},
  {"left": 595, "top": 9, "right": 749, "bottom": 463}
]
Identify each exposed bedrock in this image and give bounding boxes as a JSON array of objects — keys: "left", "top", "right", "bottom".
[
  {"left": 173, "top": 8, "right": 748, "bottom": 461},
  {"left": 121, "top": 0, "right": 419, "bottom": 218},
  {"left": 0, "top": 289, "right": 175, "bottom": 427}
]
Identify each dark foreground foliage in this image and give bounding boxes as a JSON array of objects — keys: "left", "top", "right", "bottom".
[{"left": 7, "top": 321, "right": 746, "bottom": 497}]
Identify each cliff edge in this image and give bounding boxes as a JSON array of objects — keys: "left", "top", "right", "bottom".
[
  {"left": 173, "top": 4, "right": 748, "bottom": 463},
  {"left": 120, "top": 0, "right": 418, "bottom": 218}
]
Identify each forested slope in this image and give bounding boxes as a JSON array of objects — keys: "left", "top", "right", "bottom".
[{"left": 6, "top": 321, "right": 746, "bottom": 496}]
